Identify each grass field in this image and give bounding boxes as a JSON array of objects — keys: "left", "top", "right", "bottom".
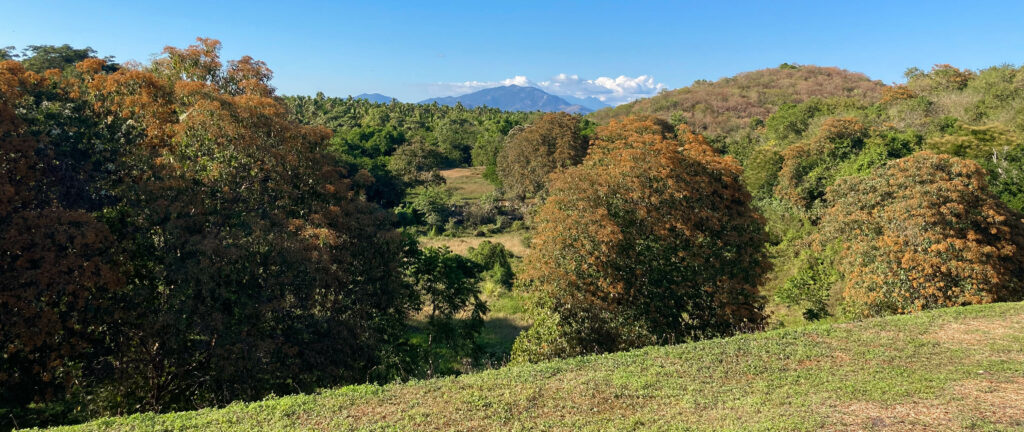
[
  {"left": 441, "top": 167, "right": 495, "bottom": 203},
  {"left": 38, "top": 301, "right": 1024, "bottom": 431},
  {"left": 418, "top": 232, "right": 530, "bottom": 257}
]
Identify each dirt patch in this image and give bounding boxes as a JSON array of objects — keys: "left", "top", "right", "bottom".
[
  {"left": 830, "top": 377, "right": 1024, "bottom": 431},
  {"left": 925, "top": 316, "right": 1024, "bottom": 348}
]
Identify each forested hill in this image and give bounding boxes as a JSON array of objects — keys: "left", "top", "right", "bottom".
[{"left": 587, "top": 65, "right": 885, "bottom": 139}]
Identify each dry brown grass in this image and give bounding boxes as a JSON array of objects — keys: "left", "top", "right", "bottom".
[
  {"left": 831, "top": 377, "right": 1024, "bottom": 431},
  {"left": 925, "top": 315, "right": 1024, "bottom": 348},
  {"left": 419, "top": 232, "right": 530, "bottom": 257},
  {"left": 441, "top": 167, "right": 494, "bottom": 202}
]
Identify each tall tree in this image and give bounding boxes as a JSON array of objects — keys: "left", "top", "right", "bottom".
[
  {"left": 512, "top": 117, "right": 769, "bottom": 362},
  {"left": 496, "top": 112, "right": 588, "bottom": 200}
]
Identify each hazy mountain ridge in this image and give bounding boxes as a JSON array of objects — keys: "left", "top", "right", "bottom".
[
  {"left": 353, "top": 93, "right": 398, "bottom": 103},
  {"left": 420, "top": 85, "right": 592, "bottom": 113}
]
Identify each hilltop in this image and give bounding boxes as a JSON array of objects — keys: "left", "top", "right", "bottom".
[
  {"left": 40, "top": 301, "right": 1024, "bottom": 431},
  {"left": 587, "top": 65, "right": 885, "bottom": 139}
]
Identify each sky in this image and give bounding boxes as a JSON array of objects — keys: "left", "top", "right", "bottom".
[{"left": 4, "top": 0, "right": 1024, "bottom": 105}]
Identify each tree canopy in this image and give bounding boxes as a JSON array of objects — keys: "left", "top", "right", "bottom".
[{"left": 512, "top": 117, "right": 769, "bottom": 362}]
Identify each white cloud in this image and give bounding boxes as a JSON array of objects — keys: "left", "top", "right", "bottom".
[{"left": 427, "top": 73, "right": 665, "bottom": 106}]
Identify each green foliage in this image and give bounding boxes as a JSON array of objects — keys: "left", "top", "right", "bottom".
[
  {"left": 15, "top": 44, "right": 119, "bottom": 73},
  {"left": 467, "top": 240, "right": 515, "bottom": 289},
  {"left": 775, "top": 245, "right": 840, "bottom": 321},
  {"left": 764, "top": 101, "right": 825, "bottom": 144},
  {"left": 982, "top": 143, "right": 1024, "bottom": 212},
  {"left": 742, "top": 146, "right": 784, "bottom": 201},
  {"left": 283, "top": 93, "right": 532, "bottom": 206},
  {"left": 407, "top": 246, "right": 487, "bottom": 377},
  {"left": 410, "top": 185, "right": 454, "bottom": 229},
  {"left": 387, "top": 138, "right": 445, "bottom": 186}
]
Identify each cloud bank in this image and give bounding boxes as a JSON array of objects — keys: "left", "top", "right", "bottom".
[{"left": 427, "top": 74, "right": 665, "bottom": 106}]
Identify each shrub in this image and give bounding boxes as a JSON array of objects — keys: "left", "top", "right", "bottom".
[
  {"left": 410, "top": 185, "right": 454, "bottom": 229},
  {"left": 467, "top": 240, "right": 515, "bottom": 288},
  {"left": 817, "top": 152, "right": 1024, "bottom": 316},
  {"left": 406, "top": 246, "right": 487, "bottom": 377}
]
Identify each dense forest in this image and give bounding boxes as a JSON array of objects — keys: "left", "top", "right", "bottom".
[{"left": 2, "top": 40, "right": 1023, "bottom": 430}]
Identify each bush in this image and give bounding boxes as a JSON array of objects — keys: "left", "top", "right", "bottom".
[
  {"left": 406, "top": 246, "right": 487, "bottom": 377},
  {"left": 467, "top": 240, "right": 515, "bottom": 288},
  {"left": 774, "top": 245, "right": 840, "bottom": 320},
  {"left": 817, "top": 152, "right": 1024, "bottom": 316},
  {"left": 410, "top": 185, "right": 454, "bottom": 229}
]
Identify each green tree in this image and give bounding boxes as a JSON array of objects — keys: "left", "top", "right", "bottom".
[
  {"left": 19, "top": 44, "right": 118, "bottom": 73},
  {"left": 467, "top": 240, "right": 515, "bottom": 288},
  {"left": 407, "top": 246, "right": 487, "bottom": 377},
  {"left": 387, "top": 138, "right": 446, "bottom": 186}
]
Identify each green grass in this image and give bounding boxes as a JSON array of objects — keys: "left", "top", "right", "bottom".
[
  {"left": 477, "top": 283, "right": 532, "bottom": 361},
  {"left": 36, "top": 302, "right": 1024, "bottom": 431}
]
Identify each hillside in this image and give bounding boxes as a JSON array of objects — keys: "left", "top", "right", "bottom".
[
  {"left": 41, "top": 302, "right": 1024, "bottom": 431},
  {"left": 420, "top": 85, "right": 591, "bottom": 113},
  {"left": 587, "top": 65, "right": 885, "bottom": 139}
]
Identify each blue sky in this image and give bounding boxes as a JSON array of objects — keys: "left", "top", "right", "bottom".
[{"left": 4, "top": 1, "right": 1024, "bottom": 104}]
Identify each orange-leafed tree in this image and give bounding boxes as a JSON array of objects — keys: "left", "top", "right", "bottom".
[
  {"left": 817, "top": 152, "right": 1024, "bottom": 316},
  {"left": 0, "top": 59, "right": 126, "bottom": 408},
  {"left": 496, "top": 112, "right": 588, "bottom": 200},
  {"left": 512, "top": 117, "right": 769, "bottom": 362},
  {"left": 1, "top": 38, "right": 415, "bottom": 419}
]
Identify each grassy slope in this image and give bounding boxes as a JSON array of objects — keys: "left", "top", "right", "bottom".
[{"left": 41, "top": 302, "right": 1024, "bottom": 431}]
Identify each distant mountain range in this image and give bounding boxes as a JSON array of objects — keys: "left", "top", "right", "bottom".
[
  {"left": 352, "top": 86, "right": 611, "bottom": 114},
  {"left": 353, "top": 93, "right": 397, "bottom": 103},
  {"left": 558, "top": 94, "right": 611, "bottom": 111},
  {"left": 419, "top": 85, "right": 594, "bottom": 114}
]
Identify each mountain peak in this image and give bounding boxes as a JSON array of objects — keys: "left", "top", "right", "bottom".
[
  {"left": 353, "top": 93, "right": 397, "bottom": 103},
  {"left": 419, "top": 86, "right": 591, "bottom": 113}
]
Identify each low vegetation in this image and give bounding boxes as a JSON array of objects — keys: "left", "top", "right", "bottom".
[{"left": 36, "top": 302, "right": 1024, "bottom": 431}]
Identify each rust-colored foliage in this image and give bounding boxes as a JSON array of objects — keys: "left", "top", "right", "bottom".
[
  {"left": 818, "top": 152, "right": 1024, "bottom": 316},
  {"left": 880, "top": 84, "right": 916, "bottom": 103},
  {"left": 1, "top": 59, "right": 126, "bottom": 402},
  {"left": 496, "top": 112, "right": 588, "bottom": 200},
  {"left": 520, "top": 116, "right": 769, "bottom": 358},
  {"left": 589, "top": 66, "right": 884, "bottom": 142},
  {"left": 1, "top": 38, "right": 410, "bottom": 415}
]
